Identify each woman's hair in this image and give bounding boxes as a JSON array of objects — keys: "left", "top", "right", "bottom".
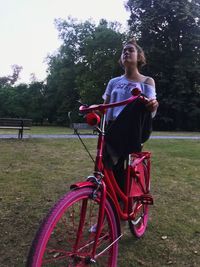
[{"left": 120, "top": 38, "right": 146, "bottom": 69}]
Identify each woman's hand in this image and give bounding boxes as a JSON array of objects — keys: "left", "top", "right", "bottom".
[
  {"left": 89, "top": 104, "right": 102, "bottom": 115},
  {"left": 145, "top": 99, "right": 159, "bottom": 112}
]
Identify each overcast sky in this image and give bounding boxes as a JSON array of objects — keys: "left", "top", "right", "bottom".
[{"left": 0, "top": 0, "right": 129, "bottom": 83}]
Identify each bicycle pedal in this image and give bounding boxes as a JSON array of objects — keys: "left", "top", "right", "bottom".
[{"left": 134, "top": 194, "right": 154, "bottom": 205}]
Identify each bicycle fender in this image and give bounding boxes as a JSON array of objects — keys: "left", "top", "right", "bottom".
[{"left": 70, "top": 181, "right": 96, "bottom": 190}]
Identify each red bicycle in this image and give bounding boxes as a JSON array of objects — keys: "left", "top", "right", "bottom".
[{"left": 27, "top": 89, "right": 154, "bottom": 266}]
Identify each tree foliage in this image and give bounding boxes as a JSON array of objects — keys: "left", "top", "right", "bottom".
[
  {"left": 125, "top": 0, "right": 200, "bottom": 130},
  {"left": 0, "top": 82, "right": 46, "bottom": 123},
  {"left": 0, "top": 65, "right": 23, "bottom": 87},
  {"left": 45, "top": 17, "right": 124, "bottom": 123}
]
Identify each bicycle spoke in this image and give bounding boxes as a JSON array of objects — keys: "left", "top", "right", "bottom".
[
  {"left": 95, "top": 234, "right": 123, "bottom": 258},
  {"left": 73, "top": 198, "right": 88, "bottom": 252}
]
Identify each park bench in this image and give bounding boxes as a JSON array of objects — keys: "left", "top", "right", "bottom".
[
  {"left": 0, "top": 118, "right": 32, "bottom": 139},
  {"left": 71, "top": 123, "right": 96, "bottom": 134}
]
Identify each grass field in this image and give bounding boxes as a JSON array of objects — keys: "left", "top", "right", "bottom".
[{"left": 0, "top": 138, "right": 200, "bottom": 266}]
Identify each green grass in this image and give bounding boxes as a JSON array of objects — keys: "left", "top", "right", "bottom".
[
  {"left": 0, "top": 139, "right": 199, "bottom": 266},
  {"left": 152, "top": 131, "right": 200, "bottom": 136}
]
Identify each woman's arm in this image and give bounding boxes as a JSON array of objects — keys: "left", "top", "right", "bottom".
[{"left": 103, "top": 95, "right": 110, "bottom": 104}]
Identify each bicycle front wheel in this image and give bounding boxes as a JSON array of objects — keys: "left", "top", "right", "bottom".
[{"left": 27, "top": 187, "right": 118, "bottom": 266}]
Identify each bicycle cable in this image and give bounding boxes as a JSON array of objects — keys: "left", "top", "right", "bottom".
[
  {"left": 68, "top": 110, "right": 96, "bottom": 166},
  {"left": 74, "top": 128, "right": 96, "bottom": 165}
]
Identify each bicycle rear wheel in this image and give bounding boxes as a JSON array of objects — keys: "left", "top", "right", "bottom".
[
  {"left": 128, "top": 160, "right": 149, "bottom": 238},
  {"left": 128, "top": 201, "right": 149, "bottom": 238},
  {"left": 27, "top": 187, "right": 118, "bottom": 266}
]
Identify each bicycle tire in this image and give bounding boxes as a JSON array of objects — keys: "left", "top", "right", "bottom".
[
  {"left": 27, "top": 187, "right": 118, "bottom": 266},
  {"left": 128, "top": 202, "right": 149, "bottom": 238},
  {"left": 128, "top": 161, "right": 149, "bottom": 238}
]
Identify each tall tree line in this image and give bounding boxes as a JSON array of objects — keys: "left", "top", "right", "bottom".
[
  {"left": 126, "top": 0, "right": 200, "bottom": 130},
  {"left": 0, "top": 65, "right": 46, "bottom": 124},
  {"left": 0, "top": 0, "right": 199, "bottom": 130}
]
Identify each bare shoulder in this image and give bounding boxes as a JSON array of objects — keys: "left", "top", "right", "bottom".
[{"left": 144, "top": 76, "right": 155, "bottom": 87}]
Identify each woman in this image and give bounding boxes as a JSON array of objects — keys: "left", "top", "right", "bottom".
[
  {"left": 103, "top": 38, "right": 158, "bottom": 117},
  {"left": 102, "top": 38, "right": 159, "bottom": 191}
]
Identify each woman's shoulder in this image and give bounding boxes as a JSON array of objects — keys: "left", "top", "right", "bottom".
[
  {"left": 142, "top": 76, "right": 155, "bottom": 87},
  {"left": 141, "top": 75, "right": 156, "bottom": 99}
]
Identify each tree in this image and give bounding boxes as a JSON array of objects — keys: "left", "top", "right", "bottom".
[
  {"left": 76, "top": 19, "right": 125, "bottom": 104},
  {"left": 0, "top": 65, "right": 23, "bottom": 87},
  {"left": 45, "top": 17, "right": 125, "bottom": 124},
  {"left": 27, "top": 81, "right": 46, "bottom": 124},
  {"left": 0, "top": 77, "right": 46, "bottom": 123},
  {"left": 0, "top": 65, "right": 25, "bottom": 118},
  {"left": 0, "top": 83, "right": 30, "bottom": 118},
  {"left": 125, "top": 0, "right": 200, "bottom": 130}
]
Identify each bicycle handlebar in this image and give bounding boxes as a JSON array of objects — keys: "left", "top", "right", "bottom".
[{"left": 79, "top": 88, "right": 148, "bottom": 113}]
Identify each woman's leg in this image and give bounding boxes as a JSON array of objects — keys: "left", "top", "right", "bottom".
[{"left": 113, "top": 157, "right": 126, "bottom": 193}]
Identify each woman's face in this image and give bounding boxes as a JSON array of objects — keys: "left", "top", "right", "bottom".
[{"left": 121, "top": 44, "right": 138, "bottom": 67}]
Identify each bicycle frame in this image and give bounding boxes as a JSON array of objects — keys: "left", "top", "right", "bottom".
[
  {"left": 71, "top": 89, "right": 153, "bottom": 259},
  {"left": 93, "top": 113, "right": 151, "bottom": 219}
]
